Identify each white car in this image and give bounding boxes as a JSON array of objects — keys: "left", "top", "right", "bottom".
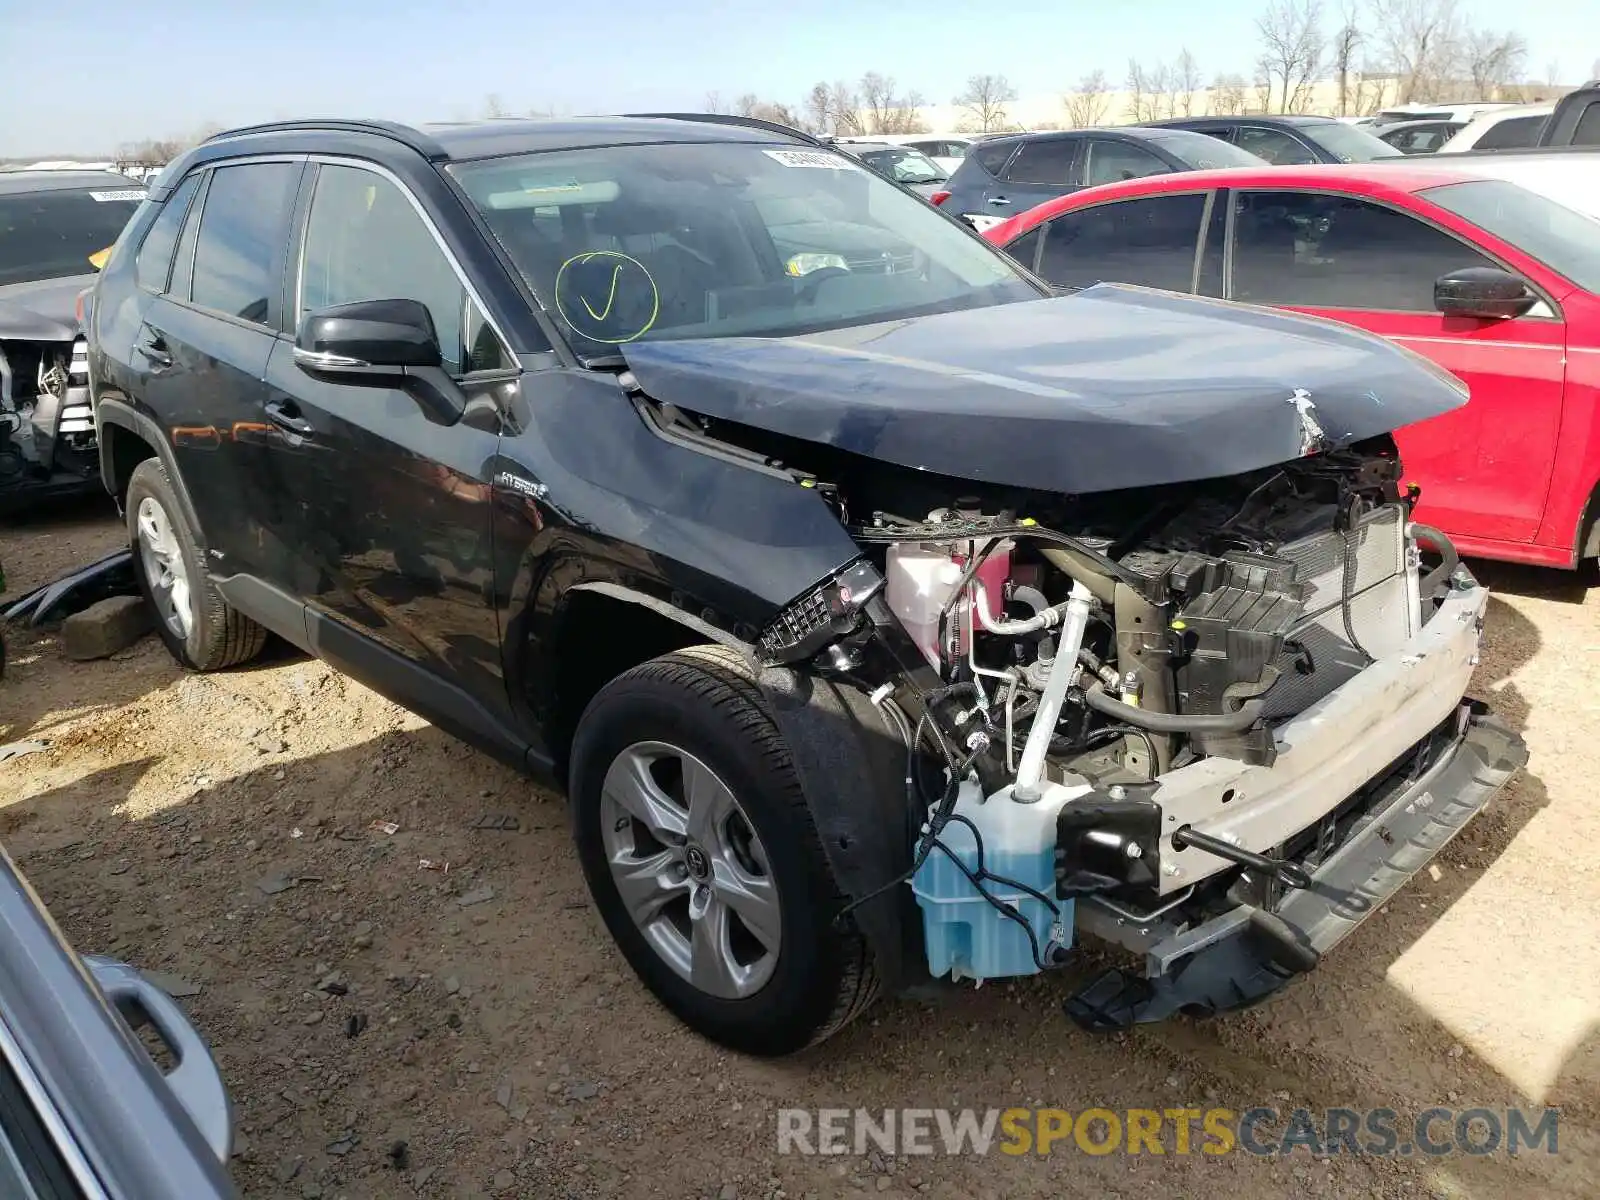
[
  {"left": 1436, "top": 103, "right": 1556, "bottom": 152},
  {"left": 832, "top": 134, "right": 972, "bottom": 175},
  {"left": 1370, "top": 102, "right": 1517, "bottom": 127}
]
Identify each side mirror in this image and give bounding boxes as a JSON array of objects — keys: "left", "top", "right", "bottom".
[
  {"left": 1434, "top": 267, "right": 1538, "bottom": 320},
  {"left": 294, "top": 299, "right": 463, "bottom": 425},
  {"left": 294, "top": 298, "right": 442, "bottom": 372}
]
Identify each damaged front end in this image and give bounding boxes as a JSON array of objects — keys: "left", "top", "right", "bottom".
[
  {"left": 737, "top": 441, "right": 1524, "bottom": 1027},
  {"left": 616, "top": 288, "right": 1527, "bottom": 1028},
  {"left": 0, "top": 331, "right": 99, "bottom": 510}
]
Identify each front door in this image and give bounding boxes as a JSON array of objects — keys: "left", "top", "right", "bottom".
[
  {"left": 1226, "top": 188, "right": 1567, "bottom": 545},
  {"left": 983, "top": 136, "right": 1082, "bottom": 220},
  {"left": 258, "top": 160, "right": 513, "bottom": 722}
]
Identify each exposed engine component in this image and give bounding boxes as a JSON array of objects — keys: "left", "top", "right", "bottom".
[{"left": 0, "top": 337, "right": 99, "bottom": 504}]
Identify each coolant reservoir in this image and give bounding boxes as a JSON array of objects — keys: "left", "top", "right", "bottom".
[
  {"left": 911, "top": 778, "right": 1089, "bottom": 981},
  {"left": 885, "top": 543, "right": 963, "bottom": 669}
]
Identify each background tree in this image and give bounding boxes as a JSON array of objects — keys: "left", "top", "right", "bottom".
[
  {"left": 1372, "top": 0, "right": 1466, "bottom": 101},
  {"left": 954, "top": 73, "right": 1018, "bottom": 132},
  {"left": 1175, "top": 49, "right": 1203, "bottom": 115},
  {"left": 1466, "top": 30, "right": 1528, "bottom": 98},
  {"left": 828, "top": 80, "right": 866, "bottom": 134},
  {"left": 1331, "top": 4, "right": 1363, "bottom": 115},
  {"left": 1255, "top": 0, "right": 1325, "bottom": 113},
  {"left": 1211, "top": 72, "right": 1249, "bottom": 115},
  {"left": 1124, "top": 60, "right": 1162, "bottom": 121},
  {"left": 1065, "top": 68, "right": 1113, "bottom": 126}
]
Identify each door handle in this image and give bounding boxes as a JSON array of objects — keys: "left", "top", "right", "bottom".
[
  {"left": 986, "top": 196, "right": 1012, "bottom": 206},
  {"left": 264, "top": 397, "right": 315, "bottom": 437},
  {"left": 134, "top": 330, "right": 172, "bottom": 371}
]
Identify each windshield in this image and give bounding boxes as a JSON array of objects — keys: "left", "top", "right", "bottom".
[
  {"left": 1302, "top": 122, "right": 1403, "bottom": 161},
  {"left": 450, "top": 142, "right": 1039, "bottom": 353},
  {"left": 855, "top": 147, "right": 946, "bottom": 185},
  {"left": 0, "top": 185, "right": 144, "bottom": 286},
  {"left": 1422, "top": 178, "right": 1600, "bottom": 292},
  {"left": 1145, "top": 130, "right": 1268, "bottom": 169}
]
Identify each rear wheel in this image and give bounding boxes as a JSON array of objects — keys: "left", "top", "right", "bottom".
[
  {"left": 570, "top": 645, "right": 878, "bottom": 1055},
  {"left": 126, "top": 458, "right": 265, "bottom": 671}
]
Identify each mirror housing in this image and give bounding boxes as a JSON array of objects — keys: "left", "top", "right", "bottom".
[
  {"left": 294, "top": 298, "right": 442, "bottom": 372},
  {"left": 1434, "top": 267, "right": 1537, "bottom": 320}
]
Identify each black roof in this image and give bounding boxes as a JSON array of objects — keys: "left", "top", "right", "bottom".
[
  {"left": 974, "top": 125, "right": 1211, "bottom": 149},
  {"left": 0, "top": 169, "right": 144, "bottom": 195},
  {"left": 204, "top": 114, "right": 814, "bottom": 164},
  {"left": 1141, "top": 115, "right": 1341, "bottom": 129}
]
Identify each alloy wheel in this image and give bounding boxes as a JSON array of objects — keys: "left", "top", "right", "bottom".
[{"left": 135, "top": 496, "right": 193, "bottom": 640}]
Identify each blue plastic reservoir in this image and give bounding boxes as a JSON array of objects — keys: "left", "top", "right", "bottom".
[{"left": 911, "top": 781, "right": 1077, "bottom": 981}]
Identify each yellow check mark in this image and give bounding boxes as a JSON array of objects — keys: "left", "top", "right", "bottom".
[{"left": 581, "top": 263, "right": 625, "bottom": 321}]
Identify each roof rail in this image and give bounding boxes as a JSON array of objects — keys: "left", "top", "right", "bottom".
[
  {"left": 620, "top": 112, "right": 825, "bottom": 148},
  {"left": 203, "top": 119, "right": 449, "bottom": 160}
]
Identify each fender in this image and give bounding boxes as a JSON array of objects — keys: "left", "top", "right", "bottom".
[{"left": 94, "top": 396, "right": 203, "bottom": 535}]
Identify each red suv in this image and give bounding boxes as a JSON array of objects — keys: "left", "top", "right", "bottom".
[{"left": 984, "top": 157, "right": 1600, "bottom": 569}]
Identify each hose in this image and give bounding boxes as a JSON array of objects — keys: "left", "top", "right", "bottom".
[
  {"left": 1411, "top": 523, "right": 1461, "bottom": 597},
  {"left": 1082, "top": 681, "right": 1264, "bottom": 733},
  {"left": 1013, "top": 581, "right": 1094, "bottom": 800},
  {"left": 971, "top": 580, "right": 1067, "bottom": 636}
]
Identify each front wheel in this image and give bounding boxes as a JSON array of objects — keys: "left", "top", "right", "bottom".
[{"left": 570, "top": 646, "right": 879, "bottom": 1055}]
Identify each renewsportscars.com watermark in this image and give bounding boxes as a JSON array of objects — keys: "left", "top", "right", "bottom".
[{"left": 777, "top": 1107, "right": 1561, "bottom": 1158}]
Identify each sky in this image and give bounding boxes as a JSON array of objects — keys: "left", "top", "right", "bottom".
[{"left": 1, "top": 0, "right": 1588, "bottom": 157}]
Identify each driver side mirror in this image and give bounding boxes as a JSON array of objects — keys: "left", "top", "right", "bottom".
[
  {"left": 1433, "top": 267, "right": 1538, "bottom": 320},
  {"left": 293, "top": 298, "right": 464, "bottom": 425}
]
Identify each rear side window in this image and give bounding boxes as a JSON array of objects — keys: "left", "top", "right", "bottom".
[
  {"left": 299, "top": 164, "right": 468, "bottom": 374},
  {"left": 1082, "top": 140, "right": 1169, "bottom": 187},
  {"left": 1474, "top": 115, "right": 1543, "bottom": 150},
  {"left": 1004, "top": 139, "right": 1078, "bottom": 187},
  {"left": 1237, "top": 127, "right": 1318, "bottom": 164},
  {"left": 1573, "top": 101, "right": 1600, "bottom": 146},
  {"left": 972, "top": 142, "right": 1017, "bottom": 177},
  {"left": 1036, "top": 193, "right": 1208, "bottom": 292},
  {"left": 135, "top": 173, "right": 201, "bottom": 292},
  {"left": 1231, "top": 191, "right": 1498, "bottom": 310},
  {"left": 190, "top": 162, "right": 299, "bottom": 325},
  {"left": 1001, "top": 225, "right": 1043, "bottom": 273}
]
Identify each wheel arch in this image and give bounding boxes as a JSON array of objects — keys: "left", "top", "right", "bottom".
[{"left": 96, "top": 399, "right": 201, "bottom": 536}]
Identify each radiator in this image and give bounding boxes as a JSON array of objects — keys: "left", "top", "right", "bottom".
[{"left": 1263, "top": 503, "right": 1415, "bottom": 718}]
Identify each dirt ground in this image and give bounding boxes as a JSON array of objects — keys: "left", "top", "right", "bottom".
[{"left": 1, "top": 502, "right": 1596, "bottom": 1200}]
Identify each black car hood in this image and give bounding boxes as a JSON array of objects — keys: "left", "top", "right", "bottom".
[
  {"left": 0, "top": 274, "right": 92, "bottom": 342},
  {"left": 620, "top": 285, "right": 1468, "bottom": 494}
]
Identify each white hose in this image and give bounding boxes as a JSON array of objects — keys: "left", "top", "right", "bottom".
[
  {"left": 1012, "top": 581, "right": 1094, "bottom": 802},
  {"left": 972, "top": 581, "right": 1066, "bottom": 636}
]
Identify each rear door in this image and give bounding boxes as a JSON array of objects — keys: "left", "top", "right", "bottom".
[
  {"left": 1226, "top": 188, "right": 1567, "bottom": 544},
  {"left": 985, "top": 136, "right": 1083, "bottom": 218},
  {"left": 1080, "top": 137, "right": 1175, "bottom": 188},
  {"left": 134, "top": 159, "right": 304, "bottom": 578}
]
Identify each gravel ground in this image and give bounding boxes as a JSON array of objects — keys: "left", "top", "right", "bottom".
[{"left": 1, "top": 505, "right": 1596, "bottom": 1200}]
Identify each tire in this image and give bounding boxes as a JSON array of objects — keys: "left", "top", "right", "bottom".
[
  {"left": 570, "top": 645, "right": 879, "bottom": 1055},
  {"left": 126, "top": 458, "right": 266, "bottom": 671}
]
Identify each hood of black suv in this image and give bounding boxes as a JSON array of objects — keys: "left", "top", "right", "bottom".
[
  {"left": 620, "top": 284, "right": 1467, "bottom": 494},
  {"left": 0, "top": 274, "right": 91, "bottom": 342}
]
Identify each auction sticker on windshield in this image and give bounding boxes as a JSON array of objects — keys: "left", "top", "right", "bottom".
[
  {"left": 89, "top": 190, "right": 147, "bottom": 202},
  {"left": 763, "top": 149, "right": 860, "bottom": 170}
]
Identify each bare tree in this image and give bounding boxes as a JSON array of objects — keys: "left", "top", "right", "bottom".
[
  {"left": 1331, "top": 3, "right": 1363, "bottom": 114},
  {"left": 1125, "top": 60, "right": 1164, "bottom": 121},
  {"left": 1175, "top": 49, "right": 1203, "bottom": 115},
  {"left": 704, "top": 91, "right": 726, "bottom": 114},
  {"left": 1211, "top": 72, "right": 1249, "bottom": 115},
  {"left": 859, "top": 72, "right": 929, "bottom": 133},
  {"left": 1466, "top": 29, "right": 1528, "bottom": 98},
  {"left": 1372, "top": 0, "right": 1466, "bottom": 102},
  {"left": 1256, "top": 0, "right": 1325, "bottom": 113},
  {"left": 1252, "top": 73, "right": 1275, "bottom": 113},
  {"left": 803, "top": 83, "right": 831, "bottom": 133},
  {"left": 1065, "top": 68, "right": 1113, "bottom": 126},
  {"left": 1152, "top": 61, "right": 1182, "bottom": 117},
  {"left": 828, "top": 80, "right": 865, "bottom": 135},
  {"left": 483, "top": 93, "right": 507, "bottom": 118},
  {"left": 954, "top": 73, "right": 1018, "bottom": 132}
]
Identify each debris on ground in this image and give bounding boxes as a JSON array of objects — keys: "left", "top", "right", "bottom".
[
  {"left": 0, "top": 739, "right": 49, "bottom": 764},
  {"left": 61, "top": 594, "right": 151, "bottom": 661}
]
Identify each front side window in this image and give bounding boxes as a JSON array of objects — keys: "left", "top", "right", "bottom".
[
  {"left": 1003, "top": 138, "right": 1079, "bottom": 186},
  {"left": 1423, "top": 178, "right": 1600, "bottom": 292},
  {"left": 1237, "top": 127, "right": 1318, "bottom": 164},
  {"left": 1231, "top": 190, "right": 1499, "bottom": 310},
  {"left": 972, "top": 141, "right": 1018, "bottom": 176},
  {"left": 1034, "top": 193, "right": 1208, "bottom": 292},
  {"left": 450, "top": 142, "right": 1038, "bottom": 354},
  {"left": 1082, "top": 140, "right": 1169, "bottom": 187},
  {"left": 299, "top": 164, "right": 468, "bottom": 373},
  {"left": 135, "top": 173, "right": 201, "bottom": 292},
  {"left": 189, "top": 162, "right": 299, "bottom": 325},
  {"left": 0, "top": 184, "right": 144, "bottom": 287},
  {"left": 1572, "top": 100, "right": 1600, "bottom": 145}
]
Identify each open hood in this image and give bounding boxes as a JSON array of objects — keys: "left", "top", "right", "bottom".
[
  {"left": 0, "top": 275, "right": 93, "bottom": 342},
  {"left": 620, "top": 285, "right": 1468, "bottom": 494}
]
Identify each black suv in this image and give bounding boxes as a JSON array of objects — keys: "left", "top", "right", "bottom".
[
  {"left": 88, "top": 116, "right": 1522, "bottom": 1053},
  {"left": 1139, "top": 115, "right": 1402, "bottom": 163}
]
